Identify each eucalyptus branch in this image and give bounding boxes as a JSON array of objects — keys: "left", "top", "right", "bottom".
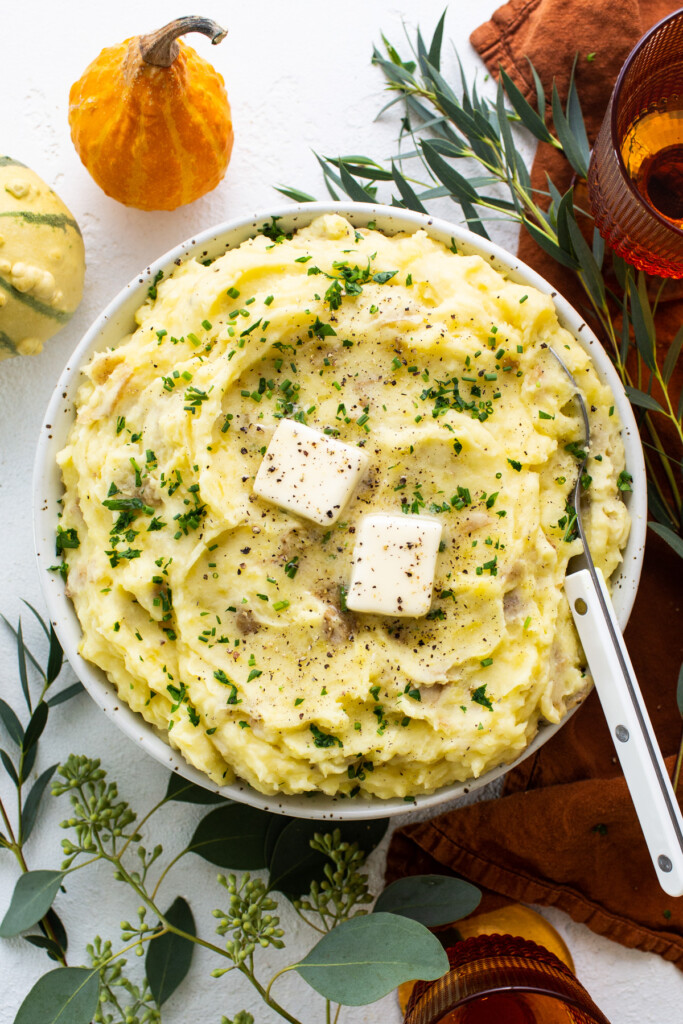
[{"left": 294, "top": 831, "right": 373, "bottom": 932}]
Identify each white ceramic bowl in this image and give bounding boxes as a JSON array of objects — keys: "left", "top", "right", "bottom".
[{"left": 34, "top": 202, "right": 647, "bottom": 821}]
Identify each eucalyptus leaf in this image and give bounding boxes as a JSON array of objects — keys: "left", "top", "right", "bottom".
[
  {"left": 676, "top": 663, "right": 683, "bottom": 718},
  {"left": 326, "top": 157, "right": 394, "bottom": 181},
  {"left": 620, "top": 307, "right": 631, "bottom": 365},
  {"left": 419, "top": 185, "right": 455, "bottom": 201},
  {"left": 23, "top": 934, "right": 65, "bottom": 962},
  {"left": 555, "top": 188, "right": 575, "bottom": 257},
  {"left": 625, "top": 386, "right": 664, "bottom": 413},
  {"left": 460, "top": 200, "right": 490, "bottom": 240},
  {"left": 165, "top": 772, "right": 227, "bottom": 805},
  {"left": 314, "top": 151, "right": 343, "bottom": 189},
  {"left": 421, "top": 142, "right": 478, "bottom": 205},
  {"left": 21, "top": 764, "right": 58, "bottom": 843},
  {"left": 425, "top": 83, "right": 483, "bottom": 149},
  {"left": 14, "top": 967, "right": 99, "bottom": 1024},
  {"left": 146, "top": 896, "right": 196, "bottom": 1006},
  {"left": 647, "top": 480, "right": 676, "bottom": 529},
  {"left": 522, "top": 217, "right": 578, "bottom": 269},
  {"left": 375, "top": 93, "right": 407, "bottom": 119},
  {"left": 566, "top": 215, "right": 606, "bottom": 308},
  {"left": 22, "top": 601, "right": 51, "bottom": 641},
  {"left": 406, "top": 94, "right": 445, "bottom": 133},
  {"left": 187, "top": 804, "right": 271, "bottom": 868},
  {"left": 648, "top": 521, "right": 683, "bottom": 559},
  {"left": 456, "top": 51, "right": 473, "bottom": 112},
  {"left": 338, "top": 161, "right": 377, "bottom": 202},
  {"left": 1, "top": 748, "right": 18, "bottom": 784},
  {"left": 592, "top": 227, "right": 605, "bottom": 271},
  {"left": 40, "top": 907, "right": 68, "bottom": 956},
  {"left": 423, "top": 137, "right": 469, "bottom": 158},
  {"left": 22, "top": 739, "right": 39, "bottom": 779},
  {"left": 0, "top": 869, "right": 64, "bottom": 937},
  {"left": 0, "top": 697, "right": 23, "bottom": 745},
  {"left": 612, "top": 253, "right": 627, "bottom": 289},
  {"left": 373, "top": 874, "right": 481, "bottom": 927},
  {"left": 628, "top": 274, "right": 656, "bottom": 371},
  {"left": 274, "top": 185, "right": 317, "bottom": 202},
  {"left": 264, "top": 814, "right": 290, "bottom": 866},
  {"left": 269, "top": 818, "right": 388, "bottom": 898},
  {"left": 551, "top": 80, "right": 588, "bottom": 178},
  {"left": 322, "top": 175, "right": 340, "bottom": 202},
  {"left": 545, "top": 174, "right": 564, "bottom": 220},
  {"left": 23, "top": 701, "right": 48, "bottom": 753},
  {"left": 46, "top": 627, "right": 63, "bottom": 686},
  {"left": 428, "top": 10, "right": 447, "bottom": 71},
  {"left": 637, "top": 271, "right": 656, "bottom": 340},
  {"left": 0, "top": 615, "right": 44, "bottom": 680},
  {"left": 526, "top": 57, "right": 547, "bottom": 121},
  {"left": 371, "top": 54, "right": 417, "bottom": 88},
  {"left": 17, "top": 619, "right": 31, "bottom": 710},
  {"left": 295, "top": 912, "right": 448, "bottom": 1005},
  {"left": 415, "top": 27, "right": 429, "bottom": 75},
  {"left": 267, "top": 820, "right": 328, "bottom": 897},
  {"left": 499, "top": 67, "right": 554, "bottom": 144},
  {"left": 391, "top": 163, "right": 427, "bottom": 213},
  {"left": 46, "top": 682, "right": 84, "bottom": 708},
  {"left": 662, "top": 324, "right": 683, "bottom": 384},
  {"left": 495, "top": 80, "right": 516, "bottom": 179},
  {"left": 566, "top": 57, "right": 591, "bottom": 171},
  {"left": 471, "top": 103, "right": 503, "bottom": 147}
]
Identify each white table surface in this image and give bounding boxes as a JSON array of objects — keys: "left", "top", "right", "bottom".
[{"left": 1, "top": 2, "right": 681, "bottom": 1022}]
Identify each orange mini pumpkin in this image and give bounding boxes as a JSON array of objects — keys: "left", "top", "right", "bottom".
[{"left": 69, "top": 17, "right": 234, "bottom": 211}]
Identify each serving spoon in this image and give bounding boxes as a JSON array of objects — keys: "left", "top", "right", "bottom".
[{"left": 550, "top": 347, "right": 683, "bottom": 897}]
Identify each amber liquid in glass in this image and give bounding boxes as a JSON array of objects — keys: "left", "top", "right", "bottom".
[{"left": 620, "top": 100, "right": 683, "bottom": 224}]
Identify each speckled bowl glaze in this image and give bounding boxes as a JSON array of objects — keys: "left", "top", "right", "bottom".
[{"left": 34, "top": 203, "right": 647, "bottom": 820}]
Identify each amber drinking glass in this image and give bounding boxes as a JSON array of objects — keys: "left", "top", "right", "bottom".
[
  {"left": 403, "top": 935, "right": 611, "bottom": 1024},
  {"left": 587, "top": 9, "right": 683, "bottom": 277}
]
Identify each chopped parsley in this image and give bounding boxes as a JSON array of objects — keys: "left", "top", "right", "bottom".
[
  {"left": 310, "top": 724, "right": 342, "bottom": 748},
  {"left": 472, "top": 685, "right": 494, "bottom": 711},
  {"left": 55, "top": 526, "right": 79, "bottom": 555}
]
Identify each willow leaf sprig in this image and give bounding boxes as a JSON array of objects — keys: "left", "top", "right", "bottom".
[
  {"left": 279, "top": 14, "right": 683, "bottom": 559},
  {"left": 0, "top": 606, "right": 83, "bottom": 965}
]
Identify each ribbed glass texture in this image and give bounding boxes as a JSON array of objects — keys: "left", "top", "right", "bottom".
[
  {"left": 588, "top": 10, "right": 683, "bottom": 277},
  {"left": 403, "top": 935, "right": 610, "bottom": 1024}
]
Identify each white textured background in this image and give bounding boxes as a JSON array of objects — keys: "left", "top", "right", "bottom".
[{"left": 0, "top": 2, "right": 681, "bottom": 1022}]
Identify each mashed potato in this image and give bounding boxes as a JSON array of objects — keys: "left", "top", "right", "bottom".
[{"left": 57, "top": 214, "right": 630, "bottom": 798}]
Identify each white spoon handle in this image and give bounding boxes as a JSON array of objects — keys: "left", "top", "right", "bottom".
[{"left": 565, "top": 567, "right": 683, "bottom": 897}]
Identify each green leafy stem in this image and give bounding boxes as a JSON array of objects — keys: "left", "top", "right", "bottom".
[
  {"left": 0, "top": 604, "right": 83, "bottom": 966},
  {"left": 0, "top": 613, "right": 482, "bottom": 1024},
  {"left": 279, "top": 12, "right": 683, "bottom": 560},
  {"left": 3, "top": 752, "right": 475, "bottom": 1024}
]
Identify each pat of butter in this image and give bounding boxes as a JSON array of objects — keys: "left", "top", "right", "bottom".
[
  {"left": 254, "top": 419, "right": 369, "bottom": 525},
  {"left": 346, "top": 514, "right": 443, "bottom": 617}
]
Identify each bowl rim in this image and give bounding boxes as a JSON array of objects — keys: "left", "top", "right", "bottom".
[{"left": 33, "top": 201, "right": 648, "bottom": 820}]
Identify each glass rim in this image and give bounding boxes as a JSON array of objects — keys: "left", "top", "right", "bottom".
[
  {"left": 408, "top": 983, "right": 608, "bottom": 1024},
  {"left": 610, "top": 6, "right": 683, "bottom": 240}
]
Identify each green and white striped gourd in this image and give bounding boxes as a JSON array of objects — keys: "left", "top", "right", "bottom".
[{"left": 0, "top": 156, "right": 85, "bottom": 360}]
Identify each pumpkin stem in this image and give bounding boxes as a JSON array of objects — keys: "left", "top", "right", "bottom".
[{"left": 139, "top": 17, "right": 227, "bottom": 68}]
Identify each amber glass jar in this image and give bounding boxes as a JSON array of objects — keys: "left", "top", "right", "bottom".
[{"left": 403, "top": 934, "right": 611, "bottom": 1024}]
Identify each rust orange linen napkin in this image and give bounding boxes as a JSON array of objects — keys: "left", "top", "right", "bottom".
[{"left": 386, "top": 0, "right": 683, "bottom": 967}]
